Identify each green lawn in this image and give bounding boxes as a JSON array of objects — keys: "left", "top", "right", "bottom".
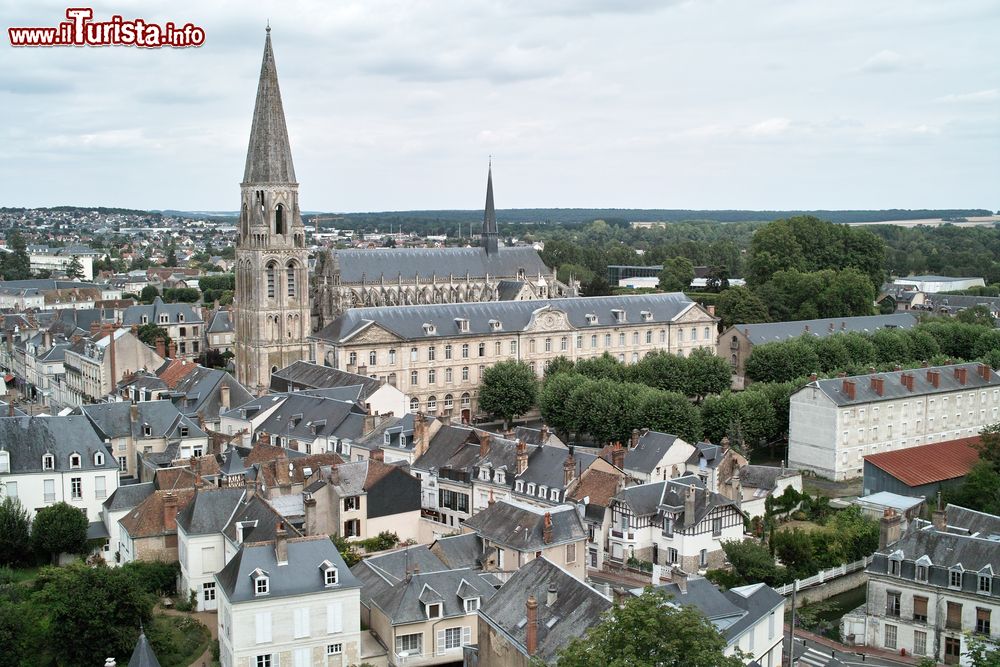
[{"left": 147, "top": 613, "right": 211, "bottom": 667}]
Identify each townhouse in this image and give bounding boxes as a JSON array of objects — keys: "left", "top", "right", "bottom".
[{"left": 121, "top": 297, "right": 204, "bottom": 360}]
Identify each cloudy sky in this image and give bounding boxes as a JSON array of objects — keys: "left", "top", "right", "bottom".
[{"left": 2, "top": 0, "right": 998, "bottom": 212}]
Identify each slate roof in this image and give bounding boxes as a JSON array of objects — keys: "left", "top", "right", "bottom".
[
  {"left": 863, "top": 437, "right": 982, "bottom": 486},
  {"left": 128, "top": 630, "right": 161, "bottom": 667},
  {"left": 412, "top": 424, "right": 477, "bottom": 472},
  {"left": 119, "top": 488, "right": 196, "bottom": 539},
  {"left": 80, "top": 401, "right": 205, "bottom": 440},
  {"left": 175, "top": 487, "right": 245, "bottom": 535},
  {"left": 206, "top": 309, "right": 233, "bottom": 334},
  {"left": 462, "top": 500, "right": 585, "bottom": 551},
  {"left": 222, "top": 493, "right": 302, "bottom": 544},
  {"left": 808, "top": 362, "right": 1000, "bottom": 407},
  {"left": 313, "top": 293, "right": 700, "bottom": 343},
  {"left": 429, "top": 533, "right": 483, "bottom": 569},
  {"left": 323, "top": 245, "right": 550, "bottom": 285},
  {"left": 479, "top": 557, "right": 612, "bottom": 661},
  {"left": 215, "top": 536, "right": 361, "bottom": 604},
  {"left": 121, "top": 297, "right": 202, "bottom": 326},
  {"left": 104, "top": 481, "right": 155, "bottom": 512},
  {"left": 497, "top": 279, "right": 527, "bottom": 300},
  {"left": 0, "top": 415, "right": 119, "bottom": 473},
  {"left": 269, "top": 360, "right": 383, "bottom": 396},
  {"left": 369, "top": 568, "right": 498, "bottom": 625},
  {"left": 240, "top": 393, "right": 365, "bottom": 444},
  {"left": 159, "top": 364, "right": 252, "bottom": 421},
  {"left": 613, "top": 475, "right": 740, "bottom": 529},
  {"left": 738, "top": 465, "right": 798, "bottom": 491},
  {"left": 731, "top": 313, "right": 917, "bottom": 345},
  {"left": 623, "top": 430, "right": 682, "bottom": 475}
]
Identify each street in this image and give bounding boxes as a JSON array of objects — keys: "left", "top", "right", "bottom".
[{"left": 786, "top": 636, "right": 916, "bottom": 667}]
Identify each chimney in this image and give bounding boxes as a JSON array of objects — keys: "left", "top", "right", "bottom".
[
  {"left": 954, "top": 367, "right": 967, "bottom": 385},
  {"left": 525, "top": 596, "right": 539, "bottom": 656},
  {"left": 870, "top": 377, "right": 884, "bottom": 396},
  {"left": 543, "top": 512, "right": 553, "bottom": 544},
  {"left": 684, "top": 485, "right": 696, "bottom": 523},
  {"left": 901, "top": 373, "right": 915, "bottom": 392},
  {"left": 478, "top": 431, "right": 491, "bottom": 458},
  {"left": 163, "top": 492, "right": 178, "bottom": 531},
  {"left": 804, "top": 324, "right": 810, "bottom": 333},
  {"left": 630, "top": 428, "right": 640, "bottom": 449},
  {"left": 563, "top": 446, "right": 575, "bottom": 486},
  {"left": 516, "top": 439, "right": 529, "bottom": 475},
  {"left": 921, "top": 360, "right": 929, "bottom": 368},
  {"left": 879, "top": 509, "right": 902, "bottom": 549},
  {"left": 932, "top": 492, "right": 947, "bottom": 531},
  {"left": 130, "top": 403, "right": 139, "bottom": 423},
  {"left": 258, "top": 431, "right": 271, "bottom": 446},
  {"left": 707, "top": 304, "right": 716, "bottom": 317},
  {"left": 220, "top": 383, "right": 231, "bottom": 410},
  {"left": 978, "top": 363, "right": 992, "bottom": 381},
  {"left": 671, "top": 567, "right": 688, "bottom": 594},
  {"left": 840, "top": 321, "right": 846, "bottom": 330},
  {"left": 809, "top": 372, "right": 817, "bottom": 382},
  {"left": 927, "top": 370, "right": 940, "bottom": 388},
  {"left": 611, "top": 442, "right": 625, "bottom": 469},
  {"left": 540, "top": 424, "right": 550, "bottom": 443},
  {"left": 275, "top": 449, "right": 290, "bottom": 486},
  {"left": 166, "top": 339, "right": 176, "bottom": 359},
  {"left": 109, "top": 326, "right": 117, "bottom": 385},
  {"left": 837, "top": 371, "right": 847, "bottom": 378},
  {"left": 155, "top": 337, "right": 166, "bottom": 359},
  {"left": 546, "top": 583, "right": 558, "bottom": 607},
  {"left": 828, "top": 322, "right": 835, "bottom": 332},
  {"left": 7, "top": 401, "right": 14, "bottom": 417},
  {"left": 371, "top": 448, "right": 384, "bottom": 462},
  {"left": 363, "top": 406, "right": 376, "bottom": 434},
  {"left": 275, "top": 522, "right": 288, "bottom": 565},
  {"left": 842, "top": 379, "right": 856, "bottom": 400},
  {"left": 303, "top": 495, "right": 317, "bottom": 536}
]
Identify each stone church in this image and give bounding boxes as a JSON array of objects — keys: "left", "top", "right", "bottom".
[{"left": 309, "top": 165, "right": 575, "bottom": 330}]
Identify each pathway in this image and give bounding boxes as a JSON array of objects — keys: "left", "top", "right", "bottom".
[{"left": 159, "top": 606, "right": 218, "bottom": 667}]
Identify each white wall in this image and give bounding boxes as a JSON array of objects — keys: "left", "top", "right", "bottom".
[{"left": 0, "top": 468, "right": 118, "bottom": 522}]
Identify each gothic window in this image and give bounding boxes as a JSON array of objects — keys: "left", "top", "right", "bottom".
[
  {"left": 266, "top": 262, "right": 277, "bottom": 298},
  {"left": 241, "top": 203, "right": 249, "bottom": 237},
  {"left": 275, "top": 204, "right": 285, "bottom": 235},
  {"left": 286, "top": 261, "right": 297, "bottom": 297}
]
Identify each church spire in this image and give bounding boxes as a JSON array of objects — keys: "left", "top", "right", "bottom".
[
  {"left": 482, "top": 160, "right": 499, "bottom": 255},
  {"left": 243, "top": 28, "right": 296, "bottom": 184}
]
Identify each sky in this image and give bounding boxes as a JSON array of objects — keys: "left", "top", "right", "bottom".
[{"left": 1, "top": 0, "right": 998, "bottom": 212}]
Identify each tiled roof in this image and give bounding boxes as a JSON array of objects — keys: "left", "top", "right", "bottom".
[
  {"left": 157, "top": 359, "right": 198, "bottom": 389},
  {"left": 119, "top": 488, "right": 195, "bottom": 539},
  {"left": 567, "top": 469, "right": 622, "bottom": 509},
  {"left": 864, "top": 437, "right": 982, "bottom": 486}
]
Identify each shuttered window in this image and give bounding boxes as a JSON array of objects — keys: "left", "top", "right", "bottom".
[
  {"left": 255, "top": 612, "right": 272, "bottom": 644},
  {"left": 913, "top": 596, "right": 928, "bottom": 622},
  {"left": 947, "top": 602, "right": 962, "bottom": 630},
  {"left": 294, "top": 647, "right": 310, "bottom": 667},
  {"left": 327, "top": 603, "right": 343, "bottom": 634},
  {"left": 294, "top": 607, "right": 310, "bottom": 638}
]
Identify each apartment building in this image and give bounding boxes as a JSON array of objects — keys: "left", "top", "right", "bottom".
[
  {"left": 121, "top": 296, "right": 204, "bottom": 360},
  {"left": 788, "top": 363, "right": 1000, "bottom": 480},
  {"left": 311, "top": 293, "right": 717, "bottom": 420},
  {"left": 63, "top": 326, "right": 165, "bottom": 405}
]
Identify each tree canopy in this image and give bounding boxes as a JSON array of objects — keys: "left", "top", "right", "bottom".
[
  {"left": 31, "top": 502, "right": 88, "bottom": 564},
  {"left": 478, "top": 361, "right": 537, "bottom": 428}
]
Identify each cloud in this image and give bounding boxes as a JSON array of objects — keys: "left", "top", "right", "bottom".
[
  {"left": 746, "top": 117, "right": 792, "bottom": 137},
  {"left": 859, "top": 49, "right": 908, "bottom": 73},
  {"left": 935, "top": 88, "right": 1000, "bottom": 104}
]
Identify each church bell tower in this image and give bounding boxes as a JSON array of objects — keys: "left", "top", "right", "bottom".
[{"left": 234, "top": 27, "right": 311, "bottom": 393}]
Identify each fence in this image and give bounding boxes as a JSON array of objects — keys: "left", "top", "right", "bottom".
[{"left": 773, "top": 556, "right": 873, "bottom": 596}]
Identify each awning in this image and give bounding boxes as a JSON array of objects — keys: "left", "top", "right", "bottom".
[{"left": 86, "top": 520, "right": 110, "bottom": 541}]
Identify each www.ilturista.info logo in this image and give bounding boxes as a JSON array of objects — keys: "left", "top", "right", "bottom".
[{"left": 9, "top": 8, "right": 205, "bottom": 47}]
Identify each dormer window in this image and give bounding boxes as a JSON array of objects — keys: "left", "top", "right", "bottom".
[
  {"left": 489, "top": 319, "right": 502, "bottom": 331},
  {"left": 550, "top": 489, "right": 559, "bottom": 501},
  {"left": 950, "top": 567, "right": 963, "bottom": 589},
  {"left": 320, "top": 560, "right": 339, "bottom": 587},
  {"left": 42, "top": 454, "right": 54, "bottom": 470},
  {"left": 612, "top": 309, "right": 626, "bottom": 323},
  {"left": 426, "top": 603, "right": 442, "bottom": 619},
  {"left": 94, "top": 452, "right": 104, "bottom": 467},
  {"left": 479, "top": 468, "right": 490, "bottom": 481},
  {"left": 143, "top": 424, "right": 152, "bottom": 437},
  {"left": 916, "top": 564, "right": 928, "bottom": 582},
  {"left": 640, "top": 310, "right": 653, "bottom": 322},
  {"left": 464, "top": 597, "right": 480, "bottom": 613},
  {"left": 253, "top": 570, "right": 270, "bottom": 596},
  {"left": 178, "top": 314, "right": 184, "bottom": 323},
  {"left": 979, "top": 573, "right": 993, "bottom": 594},
  {"left": 141, "top": 315, "right": 149, "bottom": 324},
  {"left": 384, "top": 432, "right": 391, "bottom": 445},
  {"left": 496, "top": 471, "right": 505, "bottom": 485},
  {"left": 455, "top": 318, "right": 470, "bottom": 333},
  {"left": 69, "top": 453, "right": 81, "bottom": 469},
  {"left": 515, "top": 480, "right": 524, "bottom": 492},
  {"left": 585, "top": 314, "right": 598, "bottom": 325},
  {"left": 538, "top": 485, "right": 548, "bottom": 498},
  {"left": 423, "top": 323, "right": 437, "bottom": 335},
  {"left": 159, "top": 314, "right": 168, "bottom": 324},
  {"left": 889, "top": 555, "right": 902, "bottom": 577},
  {"left": 527, "top": 483, "right": 535, "bottom": 495},
  {"left": 179, "top": 426, "right": 189, "bottom": 437}
]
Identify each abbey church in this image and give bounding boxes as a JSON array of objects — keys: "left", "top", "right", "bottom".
[{"left": 234, "top": 30, "right": 571, "bottom": 390}]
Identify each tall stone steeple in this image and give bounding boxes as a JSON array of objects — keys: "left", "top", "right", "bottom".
[
  {"left": 234, "top": 27, "right": 311, "bottom": 393},
  {"left": 481, "top": 161, "right": 499, "bottom": 255}
]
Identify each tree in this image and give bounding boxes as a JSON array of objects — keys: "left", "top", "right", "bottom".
[
  {"left": 139, "top": 285, "right": 160, "bottom": 304},
  {"left": 65, "top": 255, "right": 85, "bottom": 280},
  {"left": 31, "top": 502, "right": 88, "bottom": 564},
  {"left": 135, "top": 323, "right": 170, "bottom": 349},
  {"left": 566, "top": 379, "right": 645, "bottom": 445},
  {"left": 162, "top": 287, "right": 200, "bottom": 303},
  {"left": 543, "top": 356, "right": 575, "bottom": 380},
  {"left": 478, "top": 361, "right": 537, "bottom": 428},
  {"left": 701, "top": 391, "right": 778, "bottom": 452},
  {"left": 714, "top": 539, "right": 791, "bottom": 587},
  {"left": 715, "top": 286, "right": 769, "bottom": 329},
  {"left": 963, "top": 632, "right": 1000, "bottom": 667},
  {"left": 657, "top": 257, "right": 695, "bottom": 292},
  {"left": 744, "top": 340, "right": 819, "bottom": 384},
  {"left": 539, "top": 373, "right": 590, "bottom": 438},
  {"left": 0, "top": 496, "right": 30, "bottom": 566},
  {"left": 683, "top": 348, "right": 732, "bottom": 400},
  {"left": 165, "top": 241, "right": 178, "bottom": 267},
  {"left": 0, "top": 232, "right": 30, "bottom": 281},
  {"left": 957, "top": 305, "right": 997, "bottom": 328},
  {"left": 555, "top": 588, "right": 747, "bottom": 667},
  {"left": 633, "top": 389, "right": 702, "bottom": 443}
]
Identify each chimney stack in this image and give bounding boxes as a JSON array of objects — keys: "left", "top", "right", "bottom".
[
  {"left": 275, "top": 449, "right": 290, "bottom": 486},
  {"left": 842, "top": 379, "right": 856, "bottom": 400},
  {"left": 130, "top": 403, "right": 139, "bottom": 423},
  {"left": 167, "top": 339, "right": 176, "bottom": 359},
  {"left": 707, "top": 304, "right": 716, "bottom": 316},
  {"left": 684, "top": 485, "right": 696, "bottom": 524},
  {"left": 671, "top": 567, "right": 688, "bottom": 594},
  {"left": 363, "top": 405, "right": 376, "bottom": 434},
  {"left": 163, "top": 492, "right": 178, "bottom": 531},
  {"left": 413, "top": 414, "right": 428, "bottom": 459},
  {"left": 978, "top": 363, "right": 992, "bottom": 381},
  {"left": 516, "top": 439, "right": 529, "bottom": 475},
  {"left": 479, "top": 431, "right": 491, "bottom": 458},
  {"left": 870, "top": 376, "right": 884, "bottom": 396},
  {"left": 546, "top": 584, "right": 558, "bottom": 607},
  {"left": 275, "top": 522, "right": 289, "bottom": 564},
  {"left": 611, "top": 442, "right": 625, "bottom": 469},
  {"left": 371, "top": 448, "right": 384, "bottom": 463},
  {"left": 155, "top": 337, "right": 166, "bottom": 358},
  {"left": 303, "top": 495, "right": 317, "bottom": 536},
  {"left": 927, "top": 369, "right": 940, "bottom": 388},
  {"left": 630, "top": 428, "right": 640, "bottom": 449},
  {"left": 220, "top": 383, "right": 231, "bottom": 410},
  {"left": 809, "top": 372, "right": 818, "bottom": 382},
  {"left": 879, "top": 509, "right": 902, "bottom": 549},
  {"left": 540, "top": 424, "right": 550, "bottom": 443},
  {"left": 932, "top": 492, "right": 947, "bottom": 531},
  {"left": 954, "top": 367, "right": 968, "bottom": 385},
  {"left": 543, "top": 512, "right": 553, "bottom": 544},
  {"left": 525, "top": 596, "right": 539, "bottom": 656},
  {"left": 563, "top": 446, "right": 575, "bottom": 487},
  {"left": 828, "top": 322, "right": 835, "bottom": 332}
]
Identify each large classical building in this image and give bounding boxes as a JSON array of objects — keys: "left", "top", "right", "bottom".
[
  {"left": 233, "top": 29, "right": 312, "bottom": 393},
  {"left": 309, "top": 165, "right": 574, "bottom": 331},
  {"left": 788, "top": 362, "right": 1000, "bottom": 481},
  {"left": 310, "top": 293, "right": 717, "bottom": 421}
]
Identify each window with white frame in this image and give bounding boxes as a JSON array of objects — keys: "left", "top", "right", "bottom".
[
  {"left": 326, "top": 644, "right": 343, "bottom": 655},
  {"left": 255, "top": 575, "right": 269, "bottom": 596},
  {"left": 325, "top": 567, "right": 339, "bottom": 587},
  {"left": 43, "top": 479, "right": 55, "bottom": 503},
  {"left": 255, "top": 655, "right": 272, "bottom": 667},
  {"left": 94, "top": 452, "right": 104, "bottom": 466},
  {"left": 426, "top": 603, "right": 442, "bottom": 619},
  {"left": 42, "top": 454, "right": 54, "bottom": 470},
  {"left": 396, "top": 633, "right": 422, "bottom": 656},
  {"left": 203, "top": 582, "right": 215, "bottom": 601},
  {"left": 884, "top": 624, "right": 897, "bottom": 649},
  {"left": 464, "top": 597, "right": 480, "bottom": 613},
  {"left": 979, "top": 574, "right": 992, "bottom": 594},
  {"left": 950, "top": 568, "right": 963, "bottom": 588},
  {"left": 71, "top": 477, "right": 82, "bottom": 499},
  {"left": 441, "top": 626, "right": 466, "bottom": 650}
]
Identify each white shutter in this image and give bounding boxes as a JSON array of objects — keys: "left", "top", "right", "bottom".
[
  {"left": 436, "top": 629, "right": 446, "bottom": 655},
  {"left": 294, "top": 607, "right": 310, "bottom": 638},
  {"left": 293, "top": 648, "right": 309, "bottom": 667},
  {"left": 327, "top": 602, "right": 342, "bottom": 633},
  {"left": 255, "top": 611, "right": 272, "bottom": 644},
  {"left": 462, "top": 626, "right": 471, "bottom": 646}
]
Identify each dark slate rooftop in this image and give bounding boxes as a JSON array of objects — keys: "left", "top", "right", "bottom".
[
  {"left": 104, "top": 481, "right": 155, "bottom": 512},
  {"left": 807, "top": 362, "right": 1000, "bottom": 407},
  {"left": 128, "top": 630, "right": 161, "bottom": 667},
  {"left": 731, "top": 313, "right": 917, "bottom": 345},
  {"left": 313, "top": 293, "right": 700, "bottom": 343},
  {"left": 243, "top": 29, "right": 296, "bottom": 184},
  {"left": 222, "top": 494, "right": 302, "bottom": 544},
  {"left": 739, "top": 465, "right": 798, "bottom": 491},
  {"left": 368, "top": 567, "right": 498, "bottom": 625},
  {"left": 613, "top": 475, "right": 739, "bottom": 529},
  {"left": 175, "top": 487, "right": 246, "bottom": 536},
  {"left": 269, "top": 360, "right": 383, "bottom": 396},
  {"left": 623, "top": 430, "right": 683, "bottom": 475},
  {"left": 462, "top": 500, "right": 585, "bottom": 551},
  {"left": 0, "top": 415, "right": 119, "bottom": 473},
  {"left": 479, "top": 557, "right": 612, "bottom": 662},
  {"left": 80, "top": 401, "right": 205, "bottom": 440},
  {"left": 251, "top": 393, "right": 365, "bottom": 444},
  {"left": 215, "top": 536, "right": 361, "bottom": 603},
  {"left": 206, "top": 309, "right": 233, "bottom": 334},
  {"left": 121, "top": 297, "right": 202, "bottom": 326},
  {"left": 323, "top": 245, "right": 549, "bottom": 284}
]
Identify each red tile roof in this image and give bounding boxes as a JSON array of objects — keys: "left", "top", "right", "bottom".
[
  {"left": 157, "top": 358, "right": 198, "bottom": 389},
  {"left": 864, "top": 437, "right": 982, "bottom": 487}
]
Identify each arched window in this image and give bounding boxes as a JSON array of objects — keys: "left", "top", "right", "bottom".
[
  {"left": 445, "top": 394, "right": 454, "bottom": 409},
  {"left": 410, "top": 370, "right": 418, "bottom": 385},
  {"left": 94, "top": 452, "right": 104, "bottom": 466},
  {"left": 409, "top": 397, "right": 420, "bottom": 413},
  {"left": 266, "top": 262, "right": 277, "bottom": 298},
  {"left": 462, "top": 343, "right": 469, "bottom": 358},
  {"left": 427, "top": 396, "right": 437, "bottom": 412},
  {"left": 461, "top": 392, "right": 471, "bottom": 408},
  {"left": 275, "top": 204, "right": 285, "bottom": 235},
  {"left": 286, "top": 261, "right": 297, "bottom": 297},
  {"left": 369, "top": 351, "right": 377, "bottom": 366}
]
